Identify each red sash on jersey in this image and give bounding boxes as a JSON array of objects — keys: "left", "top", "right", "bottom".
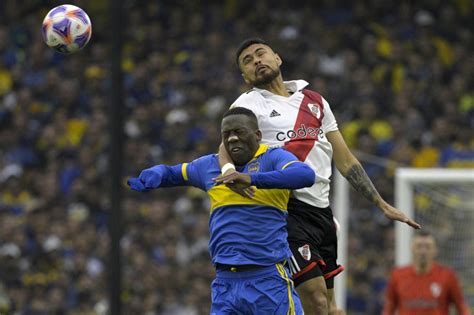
[{"left": 284, "top": 89, "right": 325, "bottom": 161}]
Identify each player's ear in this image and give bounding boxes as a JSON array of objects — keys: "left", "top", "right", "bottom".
[
  {"left": 256, "top": 129, "right": 262, "bottom": 142},
  {"left": 275, "top": 53, "right": 282, "bottom": 66}
]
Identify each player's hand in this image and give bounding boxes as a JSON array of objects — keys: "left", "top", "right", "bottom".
[
  {"left": 127, "top": 177, "right": 147, "bottom": 191},
  {"left": 213, "top": 171, "right": 251, "bottom": 186},
  {"left": 212, "top": 172, "right": 251, "bottom": 186},
  {"left": 139, "top": 168, "right": 163, "bottom": 189},
  {"left": 127, "top": 167, "right": 163, "bottom": 191},
  {"left": 227, "top": 183, "right": 256, "bottom": 198},
  {"left": 213, "top": 171, "right": 255, "bottom": 198},
  {"left": 381, "top": 203, "right": 421, "bottom": 229}
]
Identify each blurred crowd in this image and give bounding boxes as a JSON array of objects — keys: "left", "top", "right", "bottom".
[{"left": 0, "top": 0, "right": 472, "bottom": 314}]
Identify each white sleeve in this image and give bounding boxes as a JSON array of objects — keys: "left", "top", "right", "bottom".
[{"left": 321, "top": 97, "right": 338, "bottom": 133}]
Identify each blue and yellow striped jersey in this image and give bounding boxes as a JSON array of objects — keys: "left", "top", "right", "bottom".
[{"left": 181, "top": 144, "right": 302, "bottom": 266}]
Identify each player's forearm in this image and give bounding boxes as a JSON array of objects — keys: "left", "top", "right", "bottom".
[
  {"left": 344, "top": 162, "right": 384, "bottom": 207},
  {"left": 128, "top": 163, "right": 186, "bottom": 191},
  {"left": 250, "top": 163, "right": 315, "bottom": 189},
  {"left": 218, "top": 142, "right": 233, "bottom": 168},
  {"left": 143, "top": 164, "right": 186, "bottom": 187}
]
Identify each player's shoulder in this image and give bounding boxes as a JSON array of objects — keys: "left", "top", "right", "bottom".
[
  {"left": 191, "top": 153, "right": 218, "bottom": 167},
  {"left": 391, "top": 265, "right": 414, "bottom": 276},
  {"left": 302, "top": 88, "right": 322, "bottom": 99},
  {"left": 264, "top": 146, "right": 298, "bottom": 160},
  {"left": 266, "top": 146, "right": 290, "bottom": 154},
  {"left": 264, "top": 146, "right": 283, "bottom": 155},
  {"left": 302, "top": 88, "right": 329, "bottom": 106},
  {"left": 230, "top": 89, "right": 265, "bottom": 109},
  {"left": 432, "top": 263, "right": 456, "bottom": 275}
]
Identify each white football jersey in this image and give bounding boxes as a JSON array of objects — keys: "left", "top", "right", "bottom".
[{"left": 231, "top": 80, "right": 338, "bottom": 208}]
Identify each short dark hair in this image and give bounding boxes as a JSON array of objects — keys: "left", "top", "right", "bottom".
[
  {"left": 235, "top": 37, "right": 271, "bottom": 67},
  {"left": 222, "top": 107, "right": 259, "bottom": 129}
]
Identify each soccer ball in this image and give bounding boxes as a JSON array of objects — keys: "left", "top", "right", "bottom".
[{"left": 41, "top": 4, "right": 92, "bottom": 54}]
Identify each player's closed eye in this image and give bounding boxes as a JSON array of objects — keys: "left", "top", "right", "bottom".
[
  {"left": 242, "top": 56, "right": 252, "bottom": 65},
  {"left": 224, "top": 129, "right": 245, "bottom": 138},
  {"left": 234, "top": 129, "right": 246, "bottom": 136}
]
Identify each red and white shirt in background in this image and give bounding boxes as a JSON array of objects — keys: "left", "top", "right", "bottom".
[{"left": 383, "top": 263, "right": 471, "bottom": 315}]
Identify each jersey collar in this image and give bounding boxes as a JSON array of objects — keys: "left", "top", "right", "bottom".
[
  {"left": 253, "top": 80, "right": 309, "bottom": 96},
  {"left": 250, "top": 144, "right": 269, "bottom": 161},
  {"left": 284, "top": 80, "right": 309, "bottom": 93}
]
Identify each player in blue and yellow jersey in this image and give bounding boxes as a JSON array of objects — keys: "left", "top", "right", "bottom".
[{"left": 128, "top": 107, "right": 315, "bottom": 314}]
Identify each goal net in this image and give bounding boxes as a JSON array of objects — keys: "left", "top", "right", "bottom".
[{"left": 395, "top": 168, "right": 474, "bottom": 311}]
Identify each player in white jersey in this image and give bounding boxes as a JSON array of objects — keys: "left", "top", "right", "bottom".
[{"left": 218, "top": 38, "right": 421, "bottom": 315}]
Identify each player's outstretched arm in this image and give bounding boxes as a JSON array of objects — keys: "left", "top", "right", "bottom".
[
  {"left": 214, "top": 162, "right": 314, "bottom": 190},
  {"left": 127, "top": 164, "right": 185, "bottom": 191},
  {"left": 327, "top": 130, "right": 421, "bottom": 229},
  {"left": 251, "top": 162, "right": 315, "bottom": 189}
]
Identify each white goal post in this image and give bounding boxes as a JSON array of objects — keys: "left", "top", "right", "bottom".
[
  {"left": 333, "top": 169, "right": 349, "bottom": 310},
  {"left": 394, "top": 168, "right": 474, "bottom": 265}
]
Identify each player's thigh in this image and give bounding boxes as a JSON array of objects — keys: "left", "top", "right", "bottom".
[
  {"left": 296, "top": 274, "right": 328, "bottom": 299},
  {"left": 245, "top": 266, "right": 303, "bottom": 315},
  {"left": 210, "top": 279, "right": 236, "bottom": 315}
]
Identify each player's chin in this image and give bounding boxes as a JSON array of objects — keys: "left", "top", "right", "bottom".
[
  {"left": 253, "top": 74, "right": 277, "bottom": 86},
  {"left": 230, "top": 152, "right": 248, "bottom": 166}
]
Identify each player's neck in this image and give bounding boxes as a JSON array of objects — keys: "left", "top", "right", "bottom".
[
  {"left": 256, "top": 76, "right": 290, "bottom": 97},
  {"left": 414, "top": 261, "right": 434, "bottom": 274}
]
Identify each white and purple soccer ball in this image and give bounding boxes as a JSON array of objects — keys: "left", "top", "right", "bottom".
[{"left": 42, "top": 4, "right": 92, "bottom": 54}]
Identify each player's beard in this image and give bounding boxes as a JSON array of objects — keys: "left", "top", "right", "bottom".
[{"left": 252, "top": 67, "right": 280, "bottom": 86}]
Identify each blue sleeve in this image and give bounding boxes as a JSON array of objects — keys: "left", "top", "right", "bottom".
[
  {"left": 131, "top": 155, "right": 211, "bottom": 191},
  {"left": 181, "top": 156, "right": 210, "bottom": 190},
  {"left": 250, "top": 162, "right": 315, "bottom": 189},
  {"left": 135, "top": 164, "right": 186, "bottom": 188},
  {"left": 249, "top": 148, "right": 315, "bottom": 189}
]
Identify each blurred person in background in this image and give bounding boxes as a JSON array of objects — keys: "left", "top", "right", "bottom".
[{"left": 383, "top": 231, "right": 470, "bottom": 315}]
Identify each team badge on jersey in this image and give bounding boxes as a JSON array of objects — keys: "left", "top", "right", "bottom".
[
  {"left": 248, "top": 162, "right": 260, "bottom": 173},
  {"left": 430, "top": 282, "right": 442, "bottom": 297},
  {"left": 307, "top": 103, "right": 321, "bottom": 119},
  {"left": 298, "top": 244, "right": 311, "bottom": 260}
]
